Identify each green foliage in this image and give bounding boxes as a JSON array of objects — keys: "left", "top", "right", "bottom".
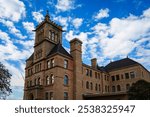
[
  {"left": 128, "top": 80, "right": 150, "bottom": 100},
  {"left": 0, "top": 62, "right": 12, "bottom": 99}
]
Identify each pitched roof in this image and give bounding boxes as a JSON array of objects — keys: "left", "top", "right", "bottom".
[
  {"left": 26, "top": 53, "right": 34, "bottom": 61},
  {"left": 105, "top": 58, "right": 139, "bottom": 71},
  {"left": 47, "top": 43, "right": 72, "bottom": 58}
]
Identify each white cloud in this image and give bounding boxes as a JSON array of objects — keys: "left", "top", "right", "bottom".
[
  {"left": 0, "top": 19, "right": 26, "bottom": 39},
  {"left": 32, "top": 10, "right": 44, "bottom": 23},
  {"left": 55, "top": 0, "right": 81, "bottom": 12},
  {"left": 94, "top": 8, "right": 109, "bottom": 20},
  {"left": 22, "top": 22, "right": 35, "bottom": 39},
  {"left": 53, "top": 16, "right": 70, "bottom": 30},
  {"left": 0, "top": 0, "right": 26, "bottom": 22},
  {"left": 143, "top": 7, "right": 150, "bottom": 17},
  {"left": 89, "top": 7, "right": 150, "bottom": 69},
  {"left": 0, "top": 30, "right": 33, "bottom": 86},
  {"left": 65, "top": 30, "right": 89, "bottom": 55},
  {"left": 72, "top": 18, "right": 83, "bottom": 29}
]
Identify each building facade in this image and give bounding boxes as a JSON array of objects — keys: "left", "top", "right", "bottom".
[{"left": 23, "top": 12, "right": 150, "bottom": 100}]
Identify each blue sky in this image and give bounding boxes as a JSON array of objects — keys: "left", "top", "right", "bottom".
[{"left": 0, "top": 0, "right": 150, "bottom": 99}]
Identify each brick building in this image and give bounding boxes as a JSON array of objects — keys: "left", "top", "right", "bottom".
[{"left": 23, "top": 12, "right": 150, "bottom": 100}]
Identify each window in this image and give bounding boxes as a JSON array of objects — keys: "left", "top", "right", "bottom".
[
  {"left": 50, "top": 92, "right": 53, "bottom": 100},
  {"left": 117, "top": 85, "right": 121, "bottom": 91},
  {"left": 95, "top": 84, "right": 98, "bottom": 91},
  {"left": 130, "top": 72, "right": 135, "bottom": 78},
  {"left": 45, "top": 92, "right": 54, "bottom": 100},
  {"left": 51, "top": 59, "right": 54, "bottom": 67},
  {"left": 90, "top": 70, "right": 92, "bottom": 77},
  {"left": 46, "top": 76, "right": 50, "bottom": 85},
  {"left": 52, "top": 32, "right": 55, "bottom": 40},
  {"left": 111, "top": 76, "right": 115, "bottom": 81},
  {"left": 105, "top": 86, "right": 107, "bottom": 92},
  {"left": 38, "top": 77, "right": 41, "bottom": 85},
  {"left": 86, "top": 81, "right": 89, "bottom": 89},
  {"left": 126, "top": 84, "right": 130, "bottom": 91},
  {"left": 99, "top": 84, "right": 101, "bottom": 91},
  {"left": 95, "top": 72, "right": 97, "bottom": 79},
  {"left": 98, "top": 73, "right": 100, "bottom": 79},
  {"left": 50, "top": 74, "right": 54, "bottom": 84},
  {"left": 45, "top": 92, "right": 49, "bottom": 100},
  {"left": 64, "top": 75, "right": 69, "bottom": 86},
  {"left": 64, "top": 92, "right": 68, "bottom": 100},
  {"left": 64, "top": 60, "right": 68, "bottom": 69},
  {"left": 112, "top": 86, "right": 115, "bottom": 92},
  {"left": 90, "top": 82, "right": 93, "bottom": 90},
  {"left": 86, "top": 69, "right": 89, "bottom": 76},
  {"left": 125, "top": 73, "right": 129, "bottom": 79},
  {"left": 49, "top": 31, "right": 51, "bottom": 39},
  {"left": 47, "top": 60, "right": 50, "bottom": 68},
  {"left": 116, "top": 75, "right": 120, "bottom": 80}
]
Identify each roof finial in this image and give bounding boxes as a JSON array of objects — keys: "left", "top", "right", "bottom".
[
  {"left": 46, "top": 10, "right": 49, "bottom": 15},
  {"left": 45, "top": 10, "right": 50, "bottom": 21}
]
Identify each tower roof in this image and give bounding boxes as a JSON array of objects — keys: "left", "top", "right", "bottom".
[{"left": 47, "top": 43, "right": 72, "bottom": 58}]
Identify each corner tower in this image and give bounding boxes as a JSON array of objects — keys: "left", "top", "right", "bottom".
[
  {"left": 34, "top": 11, "right": 63, "bottom": 63},
  {"left": 70, "top": 38, "right": 83, "bottom": 99}
]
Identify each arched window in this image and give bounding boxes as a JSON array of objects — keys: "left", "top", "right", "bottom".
[
  {"left": 64, "top": 75, "right": 69, "bottom": 86},
  {"left": 112, "top": 86, "right": 115, "bottom": 92},
  {"left": 117, "top": 85, "right": 121, "bottom": 91},
  {"left": 50, "top": 74, "right": 54, "bottom": 84},
  {"left": 46, "top": 76, "right": 50, "bottom": 85},
  {"left": 90, "top": 82, "right": 93, "bottom": 90},
  {"left": 86, "top": 81, "right": 89, "bottom": 89},
  {"left": 126, "top": 84, "right": 130, "bottom": 91},
  {"left": 38, "top": 77, "right": 41, "bottom": 85}
]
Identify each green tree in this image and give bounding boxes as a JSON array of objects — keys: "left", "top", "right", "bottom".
[
  {"left": 0, "top": 62, "right": 12, "bottom": 99},
  {"left": 128, "top": 80, "right": 150, "bottom": 100}
]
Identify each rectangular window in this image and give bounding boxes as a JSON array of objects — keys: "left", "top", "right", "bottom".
[
  {"left": 130, "top": 72, "right": 135, "bottom": 78},
  {"left": 111, "top": 76, "right": 115, "bottom": 81},
  {"left": 116, "top": 75, "right": 120, "bottom": 80},
  {"left": 51, "top": 59, "right": 54, "bottom": 67},
  {"left": 64, "top": 92, "right": 68, "bottom": 100},
  {"left": 95, "top": 72, "right": 97, "bottom": 79},
  {"left": 64, "top": 60, "right": 68, "bottom": 69},
  {"left": 47, "top": 60, "right": 50, "bottom": 69},
  {"left": 86, "top": 69, "right": 89, "bottom": 76},
  {"left": 45, "top": 92, "right": 49, "bottom": 100},
  {"left": 125, "top": 73, "right": 129, "bottom": 79},
  {"left": 112, "top": 86, "right": 115, "bottom": 92},
  {"left": 50, "top": 92, "right": 53, "bottom": 100},
  {"left": 90, "top": 70, "right": 92, "bottom": 77},
  {"left": 98, "top": 73, "right": 100, "bottom": 79}
]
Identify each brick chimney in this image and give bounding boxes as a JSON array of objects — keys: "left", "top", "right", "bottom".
[{"left": 91, "top": 58, "right": 97, "bottom": 69}]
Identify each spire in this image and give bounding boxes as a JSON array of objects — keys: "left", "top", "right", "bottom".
[{"left": 45, "top": 10, "right": 50, "bottom": 21}]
